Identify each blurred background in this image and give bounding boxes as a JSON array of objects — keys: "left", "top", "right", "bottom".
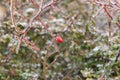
[{"left": 0, "top": 0, "right": 120, "bottom": 80}]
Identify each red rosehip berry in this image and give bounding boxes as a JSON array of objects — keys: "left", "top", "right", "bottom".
[{"left": 55, "top": 36, "right": 63, "bottom": 43}]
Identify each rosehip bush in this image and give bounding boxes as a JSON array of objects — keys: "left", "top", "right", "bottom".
[{"left": 0, "top": 0, "right": 120, "bottom": 80}]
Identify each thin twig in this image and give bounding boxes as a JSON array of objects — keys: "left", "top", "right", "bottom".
[
  {"left": 47, "top": 55, "right": 60, "bottom": 69},
  {"left": 115, "top": 49, "right": 120, "bottom": 62},
  {"left": 10, "top": 0, "right": 23, "bottom": 34}
]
